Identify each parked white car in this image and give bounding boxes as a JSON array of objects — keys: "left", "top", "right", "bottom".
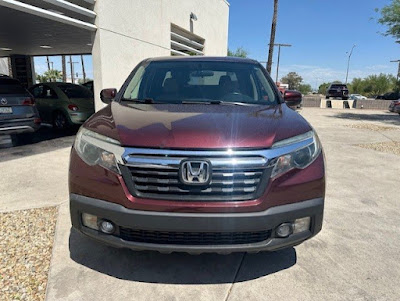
[{"left": 349, "top": 94, "right": 367, "bottom": 100}]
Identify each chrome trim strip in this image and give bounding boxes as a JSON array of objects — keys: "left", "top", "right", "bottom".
[
  {"left": 0, "top": 125, "right": 33, "bottom": 131},
  {"left": 82, "top": 131, "right": 315, "bottom": 166},
  {"left": 121, "top": 137, "right": 314, "bottom": 167},
  {"left": 125, "top": 156, "right": 268, "bottom": 169}
]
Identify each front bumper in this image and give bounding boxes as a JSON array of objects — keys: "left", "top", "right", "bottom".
[{"left": 70, "top": 193, "right": 324, "bottom": 254}]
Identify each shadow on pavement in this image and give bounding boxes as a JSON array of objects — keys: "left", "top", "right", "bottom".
[
  {"left": 329, "top": 112, "right": 400, "bottom": 126},
  {"left": 69, "top": 229, "right": 297, "bottom": 284},
  {"left": 0, "top": 125, "right": 78, "bottom": 162}
]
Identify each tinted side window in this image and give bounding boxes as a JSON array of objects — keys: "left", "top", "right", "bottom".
[
  {"left": 31, "top": 86, "right": 43, "bottom": 98},
  {"left": 0, "top": 78, "right": 27, "bottom": 94},
  {"left": 43, "top": 86, "right": 58, "bottom": 99}
]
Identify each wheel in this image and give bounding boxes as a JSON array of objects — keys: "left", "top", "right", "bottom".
[{"left": 53, "top": 111, "right": 69, "bottom": 130}]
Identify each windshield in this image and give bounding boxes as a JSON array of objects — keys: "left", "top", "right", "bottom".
[
  {"left": 0, "top": 78, "right": 28, "bottom": 95},
  {"left": 58, "top": 83, "right": 93, "bottom": 99},
  {"left": 122, "top": 61, "right": 278, "bottom": 105},
  {"left": 331, "top": 85, "right": 347, "bottom": 89}
]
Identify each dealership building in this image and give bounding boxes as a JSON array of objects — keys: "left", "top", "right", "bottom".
[{"left": 0, "top": 0, "right": 230, "bottom": 109}]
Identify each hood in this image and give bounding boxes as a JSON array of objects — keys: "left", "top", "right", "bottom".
[{"left": 84, "top": 102, "right": 312, "bottom": 149}]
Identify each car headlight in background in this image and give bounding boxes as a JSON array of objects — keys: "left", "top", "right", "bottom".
[
  {"left": 270, "top": 130, "right": 321, "bottom": 178},
  {"left": 74, "top": 127, "right": 121, "bottom": 174}
]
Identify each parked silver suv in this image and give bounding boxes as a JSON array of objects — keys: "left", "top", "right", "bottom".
[{"left": 0, "top": 75, "right": 41, "bottom": 136}]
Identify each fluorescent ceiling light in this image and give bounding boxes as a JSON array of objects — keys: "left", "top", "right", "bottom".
[
  {"left": 40, "top": 45, "right": 53, "bottom": 49},
  {"left": 0, "top": 48, "right": 12, "bottom": 51}
]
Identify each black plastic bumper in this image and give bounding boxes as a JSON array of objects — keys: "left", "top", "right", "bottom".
[{"left": 70, "top": 194, "right": 324, "bottom": 254}]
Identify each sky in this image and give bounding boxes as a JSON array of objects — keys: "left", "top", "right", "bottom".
[
  {"left": 228, "top": 0, "right": 400, "bottom": 89},
  {"left": 34, "top": 0, "right": 399, "bottom": 89},
  {"left": 34, "top": 55, "right": 93, "bottom": 82}
]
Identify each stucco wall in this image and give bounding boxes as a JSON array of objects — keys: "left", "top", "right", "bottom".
[{"left": 92, "top": 0, "right": 229, "bottom": 109}]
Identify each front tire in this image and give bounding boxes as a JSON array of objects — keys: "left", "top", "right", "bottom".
[{"left": 53, "top": 111, "right": 69, "bottom": 130}]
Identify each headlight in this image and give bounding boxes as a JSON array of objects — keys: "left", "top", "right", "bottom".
[
  {"left": 74, "top": 127, "right": 121, "bottom": 174},
  {"left": 270, "top": 131, "right": 321, "bottom": 178}
]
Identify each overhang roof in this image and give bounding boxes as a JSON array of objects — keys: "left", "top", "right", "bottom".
[{"left": 0, "top": 0, "right": 95, "bottom": 56}]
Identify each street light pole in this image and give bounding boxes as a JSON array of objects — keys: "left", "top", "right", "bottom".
[
  {"left": 390, "top": 60, "right": 400, "bottom": 82},
  {"left": 345, "top": 44, "right": 356, "bottom": 84},
  {"left": 269, "top": 43, "right": 291, "bottom": 83}
]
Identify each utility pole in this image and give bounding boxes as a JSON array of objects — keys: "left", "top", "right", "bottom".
[
  {"left": 81, "top": 55, "right": 86, "bottom": 83},
  {"left": 390, "top": 60, "right": 400, "bottom": 82},
  {"left": 345, "top": 44, "right": 356, "bottom": 84},
  {"left": 62, "top": 55, "right": 66, "bottom": 82},
  {"left": 68, "top": 56, "right": 79, "bottom": 84},
  {"left": 270, "top": 43, "right": 292, "bottom": 83},
  {"left": 267, "top": 0, "right": 279, "bottom": 74},
  {"left": 46, "top": 56, "right": 51, "bottom": 71}
]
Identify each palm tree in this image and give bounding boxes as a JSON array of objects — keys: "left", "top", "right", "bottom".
[
  {"left": 267, "top": 0, "right": 279, "bottom": 74},
  {"left": 43, "top": 69, "right": 63, "bottom": 82}
]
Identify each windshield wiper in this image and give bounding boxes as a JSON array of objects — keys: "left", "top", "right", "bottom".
[
  {"left": 121, "top": 98, "right": 156, "bottom": 104},
  {"left": 181, "top": 100, "right": 255, "bottom": 106}
]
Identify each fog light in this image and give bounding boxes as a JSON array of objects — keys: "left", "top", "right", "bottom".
[
  {"left": 276, "top": 223, "right": 293, "bottom": 238},
  {"left": 82, "top": 213, "right": 98, "bottom": 230},
  {"left": 293, "top": 217, "right": 311, "bottom": 234},
  {"left": 99, "top": 220, "right": 115, "bottom": 234}
]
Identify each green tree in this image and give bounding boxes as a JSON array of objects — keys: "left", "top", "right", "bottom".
[
  {"left": 318, "top": 82, "right": 330, "bottom": 94},
  {"left": 36, "top": 73, "right": 49, "bottom": 83},
  {"left": 281, "top": 72, "right": 303, "bottom": 90},
  {"left": 377, "top": 0, "right": 400, "bottom": 41},
  {"left": 298, "top": 84, "right": 312, "bottom": 95},
  {"left": 350, "top": 78, "right": 365, "bottom": 94},
  {"left": 43, "top": 69, "right": 63, "bottom": 82},
  {"left": 227, "top": 47, "right": 248, "bottom": 58}
]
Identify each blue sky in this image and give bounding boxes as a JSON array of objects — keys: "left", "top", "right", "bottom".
[
  {"left": 229, "top": 0, "right": 400, "bottom": 89},
  {"left": 34, "top": 55, "right": 93, "bottom": 82},
  {"left": 34, "top": 0, "right": 399, "bottom": 89}
]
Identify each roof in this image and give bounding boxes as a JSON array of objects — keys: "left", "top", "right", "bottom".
[{"left": 145, "top": 56, "right": 259, "bottom": 64}]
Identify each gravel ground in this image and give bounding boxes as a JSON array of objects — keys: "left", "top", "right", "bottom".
[
  {"left": 345, "top": 123, "right": 398, "bottom": 131},
  {"left": 357, "top": 141, "right": 400, "bottom": 156},
  {"left": 0, "top": 207, "right": 58, "bottom": 301}
]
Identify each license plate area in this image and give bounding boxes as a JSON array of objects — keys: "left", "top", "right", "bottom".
[{"left": 0, "top": 107, "right": 13, "bottom": 114}]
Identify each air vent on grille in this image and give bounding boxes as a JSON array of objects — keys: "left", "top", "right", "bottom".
[{"left": 119, "top": 227, "right": 271, "bottom": 245}]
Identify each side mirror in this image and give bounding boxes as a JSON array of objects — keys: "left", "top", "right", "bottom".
[
  {"left": 100, "top": 88, "right": 117, "bottom": 104},
  {"left": 283, "top": 90, "right": 302, "bottom": 108}
]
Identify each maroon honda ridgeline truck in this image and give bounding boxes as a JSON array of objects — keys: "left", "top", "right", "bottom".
[{"left": 69, "top": 57, "right": 325, "bottom": 254}]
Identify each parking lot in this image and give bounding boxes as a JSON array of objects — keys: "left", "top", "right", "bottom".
[{"left": 1, "top": 108, "right": 400, "bottom": 301}]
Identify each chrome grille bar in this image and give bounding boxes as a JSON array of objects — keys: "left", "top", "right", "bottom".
[{"left": 120, "top": 148, "right": 273, "bottom": 202}]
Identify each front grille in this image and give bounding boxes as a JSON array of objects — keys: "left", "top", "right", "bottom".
[
  {"left": 118, "top": 227, "right": 271, "bottom": 245},
  {"left": 120, "top": 151, "right": 271, "bottom": 202}
]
